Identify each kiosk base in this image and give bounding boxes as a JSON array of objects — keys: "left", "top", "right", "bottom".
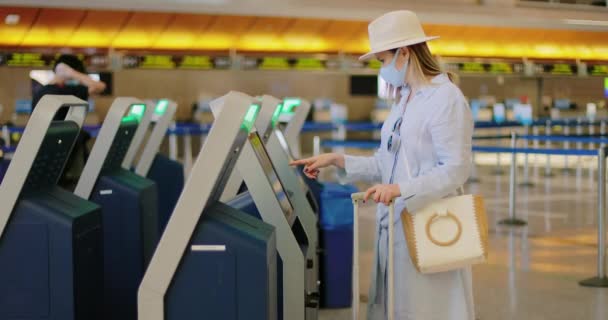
[
  {"left": 0, "top": 187, "right": 103, "bottom": 320},
  {"left": 90, "top": 169, "right": 158, "bottom": 320}
]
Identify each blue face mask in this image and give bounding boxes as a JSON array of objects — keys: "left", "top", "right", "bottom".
[{"left": 379, "top": 48, "right": 408, "bottom": 88}]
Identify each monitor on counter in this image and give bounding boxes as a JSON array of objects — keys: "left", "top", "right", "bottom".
[
  {"left": 554, "top": 99, "right": 571, "bottom": 110},
  {"left": 350, "top": 75, "right": 378, "bottom": 96}
]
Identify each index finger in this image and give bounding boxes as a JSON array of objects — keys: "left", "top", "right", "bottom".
[{"left": 289, "top": 158, "right": 311, "bottom": 166}]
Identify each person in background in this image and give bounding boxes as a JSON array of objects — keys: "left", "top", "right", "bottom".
[
  {"left": 32, "top": 54, "right": 106, "bottom": 118},
  {"left": 291, "top": 10, "right": 474, "bottom": 320},
  {"left": 31, "top": 54, "right": 107, "bottom": 188}
]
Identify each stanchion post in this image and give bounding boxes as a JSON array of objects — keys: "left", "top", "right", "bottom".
[
  {"left": 589, "top": 121, "right": 596, "bottom": 150},
  {"left": 520, "top": 125, "right": 534, "bottom": 187},
  {"left": 468, "top": 150, "right": 480, "bottom": 184},
  {"left": 601, "top": 121, "right": 606, "bottom": 149},
  {"left": 544, "top": 120, "right": 553, "bottom": 177},
  {"left": 1, "top": 125, "right": 9, "bottom": 147},
  {"left": 313, "top": 135, "right": 321, "bottom": 156},
  {"left": 563, "top": 120, "right": 572, "bottom": 173},
  {"left": 590, "top": 121, "right": 596, "bottom": 177},
  {"left": 351, "top": 196, "right": 360, "bottom": 319},
  {"left": 183, "top": 132, "right": 193, "bottom": 177},
  {"left": 532, "top": 125, "right": 540, "bottom": 163},
  {"left": 579, "top": 146, "right": 608, "bottom": 287},
  {"left": 493, "top": 127, "right": 505, "bottom": 175},
  {"left": 577, "top": 119, "right": 584, "bottom": 175},
  {"left": 169, "top": 123, "right": 178, "bottom": 161},
  {"left": 499, "top": 132, "right": 528, "bottom": 226}
]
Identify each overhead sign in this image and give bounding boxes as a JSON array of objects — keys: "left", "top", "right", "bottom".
[
  {"left": 259, "top": 57, "right": 290, "bottom": 70},
  {"left": 140, "top": 55, "right": 176, "bottom": 69},
  {"left": 122, "top": 54, "right": 231, "bottom": 69},
  {"left": 588, "top": 64, "right": 608, "bottom": 76},
  {"left": 179, "top": 55, "right": 231, "bottom": 69},
  {"left": 446, "top": 62, "right": 522, "bottom": 74},
  {"left": 179, "top": 55, "right": 213, "bottom": 69},
  {"left": 244, "top": 56, "right": 328, "bottom": 71},
  {"left": 543, "top": 63, "right": 577, "bottom": 75},
  {"left": 293, "top": 58, "right": 324, "bottom": 70},
  {"left": 6, "top": 53, "right": 48, "bottom": 67}
]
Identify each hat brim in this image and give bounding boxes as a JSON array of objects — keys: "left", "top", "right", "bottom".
[{"left": 358, "top": 36, "right": 440, "bottom": 61}]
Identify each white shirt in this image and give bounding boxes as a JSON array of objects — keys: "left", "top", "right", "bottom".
[{"left": 342, "top": 73, "right": 474, "bottom": 225}]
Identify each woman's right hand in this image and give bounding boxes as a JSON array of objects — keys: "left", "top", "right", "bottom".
[{"left": 289, "top": 153, "right": 344, "bottom": 179}]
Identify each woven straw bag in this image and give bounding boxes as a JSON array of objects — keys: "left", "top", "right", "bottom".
[
  {"left": 401, "top": 193, "right": 488, "bottom": 274},
  {"left": 399, "top": 144, "right": 488, "bottom": 273}
]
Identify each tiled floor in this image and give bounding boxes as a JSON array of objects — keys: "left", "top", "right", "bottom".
[{"left": 318, "top": 161, "right": 608, "bottom": 320}]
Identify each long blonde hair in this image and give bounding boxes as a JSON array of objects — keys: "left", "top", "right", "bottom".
[{"left": 384, "top": 42, "right": 454, "bottom": 104}]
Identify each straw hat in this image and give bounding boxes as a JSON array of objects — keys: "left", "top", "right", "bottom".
[{"left": 359, "top": 10, "right": 439, "bottom": 61}]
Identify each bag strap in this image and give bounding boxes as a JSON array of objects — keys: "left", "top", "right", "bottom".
[{"left": 398, "top": 144, "right": 465, "bottom": 194}]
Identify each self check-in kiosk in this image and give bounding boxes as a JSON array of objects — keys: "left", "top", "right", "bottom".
[
  {"left": 139, "top": 91, "right": 277, "bottom": 320},
  {"left": 133, "top": 99, "right": 181, "bottom": 234},
  {"left": 74, "top": 97, "right": 159, "bottom": 320},
  {"left": 222, "top": 95, "right": 320, "bottom": 319},
  {"left": 214, "top": 96, "right": 309, "bottom": 320},
  {"left": 0, "top": 95, "right": 103, "bottom": 320}
]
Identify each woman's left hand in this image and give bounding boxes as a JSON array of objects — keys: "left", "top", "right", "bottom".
[{"left": 363, "top": 184, "right": 401, "bottom": 205}]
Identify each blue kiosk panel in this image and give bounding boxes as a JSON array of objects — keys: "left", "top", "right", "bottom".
[
  {"left": 0, "top": 121, "right": 103, "bottom": 320},
  {"left": 147, "top": 153, "right": 184, "bottom": 234},
  {"left": 167, "top": 201, "right": 277, "bottom": 320},
  {"left": 88, "top": 120, "right": 159, "bottom": 320}
]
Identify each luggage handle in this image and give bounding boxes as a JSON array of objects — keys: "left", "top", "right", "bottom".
[{"left": 351, "top": 192, "right": 395, "bottom": 320}]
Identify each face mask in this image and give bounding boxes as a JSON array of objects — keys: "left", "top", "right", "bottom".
[{"left": 379, "top": 48, "right": 408, "bottom": 88}]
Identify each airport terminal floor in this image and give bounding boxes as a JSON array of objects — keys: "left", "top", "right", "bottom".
[
  {"left": 1, "top": 1, "right": 608, "bottom": 320},
  {"left": 318, "top": 163, "right": 608, "bottom": 320}
]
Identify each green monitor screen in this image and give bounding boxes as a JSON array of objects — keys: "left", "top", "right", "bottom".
[
  {"left": 155, "top": 99, "right": 169, "bottom": 116},
  {"left": 241, "top": 103, "right": 261, "bottom": 132},
  {"left": 271, "top": 103, "right": 283, "bottom": 127},
  {"left": 122, "top": 103, "right": 146, "bottom": 123},
  {"left": 281, "top": 98, "right": 301, "bottom": 115}
]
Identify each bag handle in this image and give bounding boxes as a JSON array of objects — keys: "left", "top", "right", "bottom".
[{"left": 351, "top": 193, "right": 395, "bottom": 320}]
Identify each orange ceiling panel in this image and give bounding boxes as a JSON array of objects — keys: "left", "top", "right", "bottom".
[
  {"left": 342, "top": 23, "right": 369, "bottom": 53},
  {"left": 279, "top": 18, "right": 332, "bottom": 51},
  {"left": 112, "top": 12, "right": 173, "bottom": 48},
  {"left": 193, "top": 15, "right": 253, "bottom": 50},
  {"left": 239, "top": 17, "right": 294, "bottom": 51},
  {"left": 21, "top": 8, "right": 86, "bottom": 46},
  {"left": 0, "top": 6, "right": 607, "bottom": 60},
  {"left": 320, "top": 20, "right": 367, "bottom": 50},
  {"left": 153, "top": 13, "right": 215, "bottom": 49},
  {"left": 67, "top": 10, "right": 130, "bottom": 47},
  {"left": 0, "top": 7, "right": 39, "bottom": 46}
]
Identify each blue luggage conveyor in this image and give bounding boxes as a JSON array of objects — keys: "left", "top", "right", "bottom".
[
  {"left": 0, "top": 95, "right": 103, "bottom": 320},
  {"left": 138, "top": 91, "right": 277, "bottom": 320},
  {"left": 73, "top": 98, "right": 159, "bottom": 320}
]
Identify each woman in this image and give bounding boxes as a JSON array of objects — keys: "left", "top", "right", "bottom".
[{"left": 291, "top": 10, "right": 475, "bottom": 320}]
